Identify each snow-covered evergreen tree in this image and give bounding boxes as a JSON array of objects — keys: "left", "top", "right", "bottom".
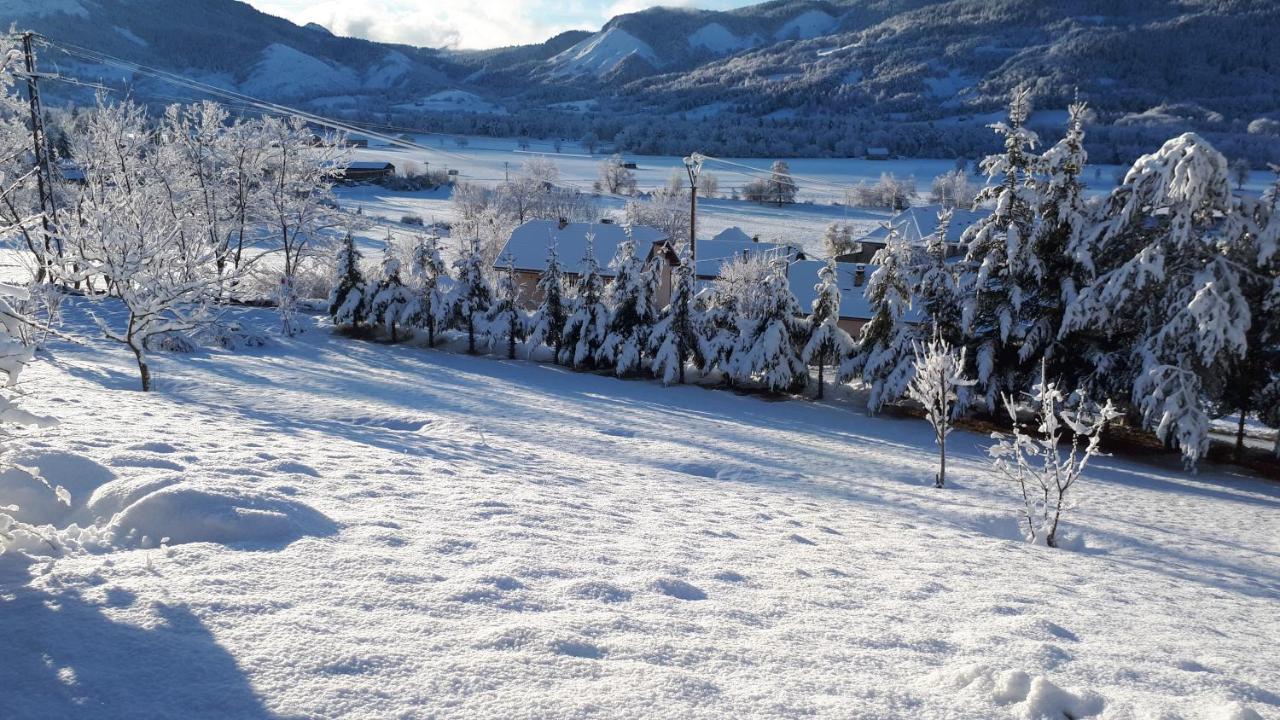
[
  {"left": 1025, "top": 101, "right": 1097, "bottom": 384},
  {"left": 560, "top": 238, "right": 610, "bottom": 369},
  {"left": 958, "top": 87, "right": 1041, "bottom": 411},
  {"left": 447, "top": 236, "right": 494, "bottom": 354},
  {"left": 1063, "top": 133, "right": 1254, "bottom": 467},
  {"left": 697, "top": 252, "right": 770, "bottom": 383},
  {"left": 906, "top": 337, "right": 974, "bottom": 488},
  {"left": 651, "top": 242, "right": 699, "bottom": 385},
  {"left": 328, "top": 231, "right": 368, "bottom": 333},
  {"left": 526, "top": 241, "right": 569, "bottom": 361},
  {"left": 912, "top": 209, "right": 962, "bottom": 345},
  {"left": 401, "top": 234, "right": 449, "bottom": 347},
  {"left": 600, "top": 231, "right": 657, "bottom": 376},
  {"left": 802, "top": 259, "right": 855, "bottom": 398},
  {"left": 731, "top": 257, "right": 808, "bottom": 393},
  {"left": 369, "top": 240, "right": 411, "bottom": 342},
  {"left": 485, "top": 255, "right": 526, "bottom": 359},
  {"left": 847, "top": 226, "right": 918, "bottom": 412}
]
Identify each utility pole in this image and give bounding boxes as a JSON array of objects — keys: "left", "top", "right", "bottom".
[
  {"left": 18, "top": 31, "right": 60, "bottom": 278},
  {"left": 683, "top": 152, "right": 703, "bottom": 264}
]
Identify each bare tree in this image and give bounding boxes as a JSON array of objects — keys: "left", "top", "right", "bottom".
[
  {"left": 597, "top": 154, "right": 636, "bottom": 195},
  {"left": 990, "top": 365, "right": 1119, "bottom": 547}
]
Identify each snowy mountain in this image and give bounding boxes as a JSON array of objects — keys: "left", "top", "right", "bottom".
[{"left": 7, "top": 0, "right": 1279, "bottom": 162}]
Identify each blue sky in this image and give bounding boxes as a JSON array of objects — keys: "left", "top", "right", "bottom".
[{"left": 245, "top": 1, "right": 757, "bottom": 50}]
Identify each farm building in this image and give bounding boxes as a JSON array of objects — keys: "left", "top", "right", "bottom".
[
  {"left": 865, "top": 147, "right": 891, "bottom": 160},
  {"left": 338, "top": 161, "right": 396, "bottom": 183}
]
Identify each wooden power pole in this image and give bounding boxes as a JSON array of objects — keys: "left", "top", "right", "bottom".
[{"left": 18, "top": 31, "right": 60, "bottom": 275}]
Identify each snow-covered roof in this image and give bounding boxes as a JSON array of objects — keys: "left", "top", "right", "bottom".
[
  {"left": 693, "top": 238, "right": 803, "bottom": 278},
  {"left": 860, "top": 204, "right": 988, "bottom": 245},
  {"left": 496, "top": 220, "right": 668, "bottom": 276},
  {"left": 710, "top": 226, "right": 753, "bottom": 244},
  {"left": 344, "top": 161, "right": 395, "bottom": 171},
  {"left": 788, "top": 260, "right": 922, "bottom": 323}
]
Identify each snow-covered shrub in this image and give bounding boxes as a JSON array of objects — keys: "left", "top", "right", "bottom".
[
  {"left": 328, "top": 232, "right": 368, "bottom": 333},
  {"left": 907, "top": 337, "right": 974, "bottom": 488},
  {"left": 990, "top": 367, "right": 1118, "bottom": 548},
  {"left": 802, "top": 259, "right": 855, "bottom": 399}
]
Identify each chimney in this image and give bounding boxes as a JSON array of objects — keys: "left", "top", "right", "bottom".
[{"left": 558, "top": 217, "right": 568, "bottom": 230}]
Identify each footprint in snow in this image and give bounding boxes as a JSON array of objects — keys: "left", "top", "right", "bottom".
[
  {"left": 551, "top": 639, "right": 605, "bottom": 660},
  {"left": 108, "top": 453, "right": 184, "bottom": 471},
  {"left": 129, "top": 441, "right": 177, "bottom": 454},
  {"left": 788, "top": 533, "right": 817, "bottom": 546},
  {"left": 569, "top": 580, "right": 632, "bottom": 604},
  {"left": 651, "top": 577, "right": 707, "bottom": 601},
  {"left": 712, "top": 570, "right": 746, "bottom": 583}
]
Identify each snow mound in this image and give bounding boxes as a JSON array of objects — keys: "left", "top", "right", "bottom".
[
  {"left": 549, "top": 28, "right": 658, "bottom": 78},
  {"left": 934, "top": 664, "right": 1105, "bottom": 718},
  {"left": 1212, "top": 702, "right": 1265, "bottom": 720},
  {"left": 110, "top": 484, "right": 335, "bottom": 549},
  {"left": 688, "top": 23, "right": 756, "bottom": 54},
  {"left": 774, "top": 10, "right": 836, "bottom": 40}
]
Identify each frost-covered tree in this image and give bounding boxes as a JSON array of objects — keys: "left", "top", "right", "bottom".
[
  {"left": 526, "top": 242, "right": 569, "bottom": 361},
  {"left": 847, "top": 226, "right": 918, "bottom": 412},
  {"left": 766, "top": 160, "right": 798, "bottom": 206},
  {"left": 597, "top": 154, "right": 637, "bottom": 195},
  {"left": 369, "top": 240, "right": 411, "bottom": 342},
  {"left": 907, "top": 337, "right": 974, "bottom": 488},
  {"left": 821, "top": 222, "right": 855, "bottom": 259},
  {"left": 802, "top": 259, "right": 855, "bottom": 399},
  {"left": 959, "top": 87, "right": 1041, "bottom": 411},
  {"left": 651, "top": 242, "right": 699, "bottom": 385},
  {"left": 732, "top": 257, "right": 807, "bottom": 393},
  {"left": 990, "top": 368, "right": 1118, "bottom": 548},
  {"left": 560, "top": 238, "right": 610, "bottom": 368},
  {"left": 929, "top": 169, "right": 978, "bottom": 209},
  {"left": 448, "top": 236, "right": 494, "bottom": 354},
  {"left": 1063, "top": 133, "right": 1254, "bottom": 467},
  {"left": 328, "top": 231, "right": 368, "bottom": 333},
  {"left": 259, "top": 116, "right": 346, "bottom": 326},
  {"left": 61, "top": 98, "right": 225, "bottom": 391},
  {"left": 485, "top": 255, "right": 526, "bottom": 359},
  {"left": 401, "top": 234, "right": 449, "bottom": 347},
  {"left": 625, "top": 189, "right": 689, "bottom": 244},
  {"left": 600, "top": 232, "right": 657, "bottom": 376}
]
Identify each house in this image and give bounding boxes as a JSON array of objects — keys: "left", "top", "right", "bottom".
[
  {"left": 338, "top": 161, "right": 396, "bottom": 183},
  {"left": 837, "top": 204, "right": 986, "bottom": 263},
  {"left": 493, "top": 220, "right": 671, "bottom": 307},
  {"left": 786, "top": 259, "right": 911, "bottom": 335},
  {"left": 866, "top": 147, "right": 891, "bottom": 161}
]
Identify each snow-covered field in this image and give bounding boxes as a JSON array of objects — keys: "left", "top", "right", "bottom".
[{"left": 2, "top": 301, "right": 1277, "bottom": 719}]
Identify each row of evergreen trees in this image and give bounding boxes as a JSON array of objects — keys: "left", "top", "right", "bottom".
[
  {"left": 330, "top": 91, "right": 1280, "bottom": 468},
  {"left": 328, "top": 230, "right": 858, "bottom": 397}
]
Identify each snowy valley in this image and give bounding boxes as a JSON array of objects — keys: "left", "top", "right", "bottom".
[{"left": 0, "top": 1, "right": 1278, "bottom": 719}]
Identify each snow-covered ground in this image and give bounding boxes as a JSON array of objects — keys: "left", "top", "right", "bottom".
[{"left": 2, "top": 300, "right": 1277, "bottom": 718}]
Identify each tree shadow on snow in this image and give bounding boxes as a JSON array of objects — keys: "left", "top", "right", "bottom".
[{"left": 0, "top": 575, "right": 282, "bottom": 719}]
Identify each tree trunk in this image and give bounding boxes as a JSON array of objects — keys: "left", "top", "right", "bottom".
[
  {"left": 1235, "top": 410, "right": 1247, "bottom": 461},
  {"left": 936, "top": 430, "right": 946, "bottom": 489},
  {"left": 130, "top": 341, "right": 151, "bottom": 392},
  {"left": 816, "top": 362, "right": 824, "bottom": 399},
  {"left": 467, "top": 316, "right": 476, "bottom": 354}
]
